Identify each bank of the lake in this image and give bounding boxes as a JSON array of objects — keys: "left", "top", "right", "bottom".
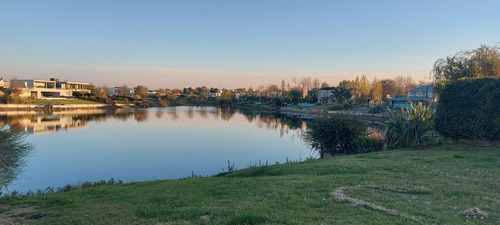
[{"left": 1, "top": 143, "right": 498, "bottom": 224}]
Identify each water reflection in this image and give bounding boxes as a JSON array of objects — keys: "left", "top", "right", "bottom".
[{"left": 0, "top": 107, "right": 307, "bottom": 137}]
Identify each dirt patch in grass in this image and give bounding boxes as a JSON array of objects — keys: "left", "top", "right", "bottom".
[
  {"left": 0, "top": 205, "right": 37, "bottom": 225},
  {"left": 332, "top": 186, "right": 419, "bottom": 222}
]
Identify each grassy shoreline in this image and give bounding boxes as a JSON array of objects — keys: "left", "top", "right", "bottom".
[{"left": 1, "top": 143, "right": 499, "bottom": 224}]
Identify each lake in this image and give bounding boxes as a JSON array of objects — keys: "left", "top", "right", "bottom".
[{"left": 0, "top": 106, "right": 316, "bottom": 193}]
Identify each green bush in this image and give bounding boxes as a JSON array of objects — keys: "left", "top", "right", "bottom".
[
  {"left": 328, "top": 104, "right": 344, "bottom": 111},
  {"left": 368, "top": 104, "right": 385, "bottom": 114},
  {"left": 435, "top": 78, "right": 500, "bottom": 140},
  {"left": 304, "top": 114, "right": 367, "bottom": 156},
  {"left": 353, "top": 136, "right": 376, "bottom": 153},
  {"left": 386, "top": 103, "right": 435, "bottom": 148},
  {"left": 343, "top": 103, "right": 352, "bottom": 109}
]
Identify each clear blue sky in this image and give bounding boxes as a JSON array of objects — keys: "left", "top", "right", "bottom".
[{"left": 1, "top": 0, "right": 499, "bottom": 88}]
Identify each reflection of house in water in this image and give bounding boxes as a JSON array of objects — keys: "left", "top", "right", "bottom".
[
  {"left": 20, "top": 115, "right": 88, "bottom": 134},
  {"left": 0, "top": 109, "right": 109, "bottom": 135}
]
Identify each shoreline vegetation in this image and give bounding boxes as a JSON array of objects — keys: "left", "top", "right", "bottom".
[{"left": 0, "top": 142, "right": 498, "bottom": 224}]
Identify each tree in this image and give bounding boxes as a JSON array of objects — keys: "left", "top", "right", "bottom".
[
  {"left": 267, "top": 84, "right": 280, "bottom": 98},
  {"left": 394, "top": 74, "right": 416, "bottom": 96},
  {"left": 339, "top": 79, "right": 355, "bottom": 99},
  {"left": 320, "top": 82, "right": 330, "bottom": 88},
  {"left": 312, "top": 78, "right": 321, "bottom": 91},
  {"left": 289, "top": 90, "right": 301, "bottom": 104},
  {"left": 354, "top": 76, "right": 361, "bottom": 99},
  {"left": 304, "top": 114, "right": 367, "bottom": 157},
  {"left": 381, "top": 79, "right": 396, "bottom": 98},
  {"left": 135, "top": 85, "right": 149, "bottom": 99},
  {"left": 100, "top": 85, "right": 109, "bottom": 98},
  {"left": 371, "top": 78, "right": 383, "bottom": 102},
  {"left": 118, "top": 85, "right": 129, "bottom": 96},
  {"left": 0, "top": 128, "right": 33, "bottom": 192},
  {"left": 331, "top": 87, "right": 351, "bottom": 103},
  {"left": 433, "top": 44, "right": 500, "bottom": 92},
  {"left": 359, "top": 75, "right": 371, "bottom": 100},
  {"left": 280, "top": 79, "right": 287, "bottom": 96}
]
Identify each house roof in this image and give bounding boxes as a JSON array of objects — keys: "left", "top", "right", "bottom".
[
  {"left": 391, "top": 96, "right": 432, "bottom": 101},
  {"left": 407, "top": 84, "right": 433, "bottom": 93}
]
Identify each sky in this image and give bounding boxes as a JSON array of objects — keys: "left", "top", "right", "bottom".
[{"left": 1, "top": 0, "right": 499, "bottom": 89}]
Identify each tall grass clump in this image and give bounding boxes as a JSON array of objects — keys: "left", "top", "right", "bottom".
[{"left": 386, "top": 103, "right": 435, "bottom": 149}]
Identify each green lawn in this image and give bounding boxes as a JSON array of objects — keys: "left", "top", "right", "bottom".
[
  {"left": 1, "top": 144, "right": 499, "bottom": 224},
  {"left": 30, "top": 99, "right": 103, "bottom": 105}
]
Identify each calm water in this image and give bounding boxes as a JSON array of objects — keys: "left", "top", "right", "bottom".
[{"left": 0, "top": 106, "right": 315, "bottom": 193}]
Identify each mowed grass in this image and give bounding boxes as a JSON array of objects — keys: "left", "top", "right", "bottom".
[
  {"left": 1, "top": 144, "right": 499, "bottom": 224},
  {"left": 30, "top": 99, "right": 102, "bottom": 105}
]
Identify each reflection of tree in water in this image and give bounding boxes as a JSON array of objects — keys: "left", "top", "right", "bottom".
[
  {"left": 185, "top": 107, "right": 194, "bottom": 119},
  {"left": 167, "top": 108, "right": 179, "bottom": 121},
  {"left": 113, "top": 109, "right": 134, "bottom": 121},
  {"left": 198, "top": 107, "right": 208, "bottom": 118},
  {"left": 238, "top": 109, "right": 306, "bottom": 138},
  {"left": 155, "top": 110, "right": 164, "bottom": 119},
  {"left": 134, "top": 110, "right": 148, "bottom": 122},
  {"left": 0, "top": 128, "right": 33, "bottom": 194},
  {"left": 219, "top": 107, "right": 235, "bottom": 121}
]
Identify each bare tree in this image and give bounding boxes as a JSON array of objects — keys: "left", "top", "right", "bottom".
[
  {"left": 118, "top": 85, "right": 129, "bottom": 96},
  {"left": 394, "top": 74, "right": 416, "bottom": 96}
]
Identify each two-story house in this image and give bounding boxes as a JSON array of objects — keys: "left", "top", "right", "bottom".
[
  {"left": 317, "top": 87, "right": 335, "bottom": 104},
  {"left": 12, "top": 78, "right": 90, "bottom": 99},
  {"left": 388, "top": 84, "right": 435, "bottom": 108}
]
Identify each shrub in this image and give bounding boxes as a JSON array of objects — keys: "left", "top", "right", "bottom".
[
  {"left": 328, "top": 104, "right": 344, "bottom": 111},
  {"left": 354, "top": 128, "right": 386, "bottom": 153},
  {"left": 435, "top": 77, "right": 500, "bottom": 140},
  {"left": 304, "top": 114, "right": 367, "bottom": 156},
  {"left": 368, "top": 104, "right": 385, "bottom": 114},
  {"left": 343, "top": 103, "right": 352, "bottom": 109},
  {"left": 386, "top": 103, "right": 435, "bottom": 148},
  {"left": 353, "top": 135, "right": 376, "bottom": 153}
]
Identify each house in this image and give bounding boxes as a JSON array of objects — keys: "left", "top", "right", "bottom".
[
  {"left": 317, "top": 87, "right": 335, "bottom": 104},
  {"left": 232, "top": 91, "right": 245, "bottom": 101},
  {"left": 0, "top": 77, "right": 10, "bottom": 88},
  {"left": 389, "top": 84, "right": 435, "bottom": 108},
  {"left": 10, "top": 78, "right": 90, "bottom": 99},
  {"left": 107, "top": 87, "right": 135, "bottom": 97},
  {"left": 207, "top": 89, "right": 222, "bottom": 98}
]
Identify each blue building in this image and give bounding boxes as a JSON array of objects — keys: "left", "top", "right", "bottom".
[{"left": 388, "top": 85, "right": 436, "bottom": 109}]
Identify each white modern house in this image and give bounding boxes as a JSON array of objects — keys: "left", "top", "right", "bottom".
[{"left": 11, "top": 78, "right": 90, "bottom": 99}]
